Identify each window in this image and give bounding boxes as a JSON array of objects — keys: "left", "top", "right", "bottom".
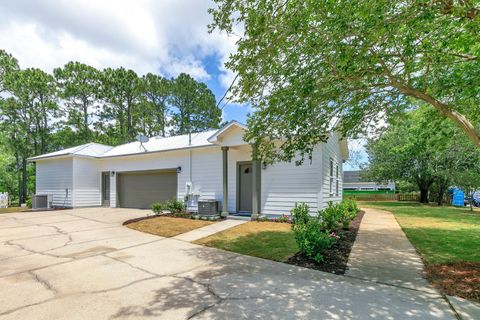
[{"left": 335, "top": 164, "right": 340, "bottom": 196}]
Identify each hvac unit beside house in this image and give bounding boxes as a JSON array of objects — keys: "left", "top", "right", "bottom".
[
  {"left": 32, "top": 194, "right": 52, "bottom": 210},
  {"left": 198, "top": 200, "right": 219, "bottom": 216}
]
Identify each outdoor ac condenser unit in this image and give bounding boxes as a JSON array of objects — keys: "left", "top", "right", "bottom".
[
  {"left": 32, "top": 194, "right": 51, "bottom": 210},
  {"left": 198, "top": 200, "right": 219, "bottom": 216}
]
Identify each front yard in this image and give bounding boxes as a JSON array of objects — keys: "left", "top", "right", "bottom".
[
  {"left": 195, "top": 221, "right": 298, "bottom": 262},
  {"left": 360, "top": 201, "right": 480, "bottom": 302},
  {"left": 125, "top": 216, "right": 216, "bottom": 237}
]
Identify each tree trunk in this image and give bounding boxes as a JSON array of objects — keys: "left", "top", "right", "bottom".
[
  {"left": 436, "top": 178, "right": 449, "bottom": 206},
  {"left": 420, "top": 187, "right": 429, "bottom": 203}
]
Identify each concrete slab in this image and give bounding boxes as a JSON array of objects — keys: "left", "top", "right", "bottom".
[
  {"left": 33, "top": 255, "right": 153, "bottom": 294},
  {"left": 173, "top": 219, "right": 247, "bottom": 242},
  {"left": 447, "top": 295, "right": 480, "bottom": 320},
  {"left": 0, "top": 207, "right": 458, "bottom": 319},
  {"left": 347, "top": 207, "right": 435, "bottom": 293}
]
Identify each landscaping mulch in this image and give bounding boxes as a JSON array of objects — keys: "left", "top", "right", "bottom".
[
  {"left": 286, "top": 210, "right": 365, "bottom": 275},
  {"left": 426, "top": 262, "right": 480, "bottom": 302}
]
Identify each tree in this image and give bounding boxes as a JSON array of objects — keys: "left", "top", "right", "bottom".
[
  {"left": 209, "top": 0, "right": 480, "bottom": 162},
  {"left": 0, "top": 49, "right": 19, "bottom": 93},
  {"left": 138, "top": 73, "right": 171, "bottom": 137},
  {"left": 365, "top": 107, "right": 480, "bottom": 203},
  {"left": 1, "top": 68, "right": 58, "bottom": 203},
  {"left": 98, "top": 67, "right": 142, "bottom": 144},
  {"left": 169, "top": 73, "right": 222, "bottom": 135},
  {"left": 54, "top": 62, "right": 101, "bottom": 145}
]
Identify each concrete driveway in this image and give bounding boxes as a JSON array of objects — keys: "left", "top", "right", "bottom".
[{"left": 0, "top": 208, "right": 455, "bottom": 319}]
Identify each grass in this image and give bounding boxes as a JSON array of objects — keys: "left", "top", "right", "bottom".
[
  {"left": 126, "top": 216, "right": 216, "bottom": 237},
  {"left": 195, "top": 222, "right": 298, "bottom": 262},
  {"left": 0, "top": 207, "right": 29, "bottom": 214},
  {"left": 359, "top": 201, "right": 480, "bottom": 265}
]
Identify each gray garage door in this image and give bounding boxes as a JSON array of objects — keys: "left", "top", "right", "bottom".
[{"left": 118, "top": 170, "right": 177, "bottom": 209}]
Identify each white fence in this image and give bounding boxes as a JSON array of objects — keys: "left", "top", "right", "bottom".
[{"left": 0, "top": 192, "right": 8, "bottom": 208}]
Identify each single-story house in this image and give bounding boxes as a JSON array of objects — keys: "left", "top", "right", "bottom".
[
  {"left": 29, "top": 121, "right": 348, "bottom": 218},
  {"left": 343, "top": 170, "right": 395, "bottom": 191}
]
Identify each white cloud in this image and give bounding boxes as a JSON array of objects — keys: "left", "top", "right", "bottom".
[{"left": 0, "top": 0, "right": 236, "bottom": 83}]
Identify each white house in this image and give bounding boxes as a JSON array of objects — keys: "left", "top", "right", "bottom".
[{"left": 29, "top": 121, "right": 348, "bottom": 218}]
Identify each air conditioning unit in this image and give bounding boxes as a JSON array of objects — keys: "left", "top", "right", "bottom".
[
  {"left": 32, "top": 194, "right": 52, "bottom": 210},
  {"left": 198, "top": 200, "right": 219, "bottom": 216}
]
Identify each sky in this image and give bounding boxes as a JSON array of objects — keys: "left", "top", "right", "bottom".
[{"left": 0, "top": 0, "right": 365, "bottom": 169}]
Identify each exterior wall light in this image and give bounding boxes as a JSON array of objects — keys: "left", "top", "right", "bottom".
[
  {"left": 177, "top": 166, "right": 182, "bottom": 174},
  {"left": 110, "top": 171, "right": 115, "bottom": 177},
  {"left": 262, "top": 162, "right": 267, "bottom": 170}
]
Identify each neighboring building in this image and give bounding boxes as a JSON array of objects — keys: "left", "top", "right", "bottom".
[
  {"left": 343, "top": 170, "right": 395, "bottom": 191},
  {"left": 29, "top": 121, "right": 348, "bottom": 217}
]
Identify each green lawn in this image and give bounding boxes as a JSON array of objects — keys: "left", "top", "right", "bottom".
[
  {"left": 0, "top": 207, "right": 29, "bottom": 214},
  {"left": 360, "top": 201, "right": 480, "bottom": 265},
  {"left": 195, "top": 222, "right": 298, "bottom": 262}
]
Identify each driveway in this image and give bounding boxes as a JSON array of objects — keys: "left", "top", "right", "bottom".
[{"left": 0, "top": 208, "right": 455, "bottom": 319}]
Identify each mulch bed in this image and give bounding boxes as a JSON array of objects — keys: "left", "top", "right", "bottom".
[
  {"left": 286, "top": 210, "right": 365, "bottom": 275},
  {"left": 426, "top": 262, "right": 480, "bottom": 302}
]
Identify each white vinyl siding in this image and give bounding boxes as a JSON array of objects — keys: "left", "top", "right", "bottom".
[
  {"left": 321, "top": 132, "right": 343, "bottom": 208},
  {"left": 72, "top": 157, "right": 102, "bottom": 207},
  {"left": 261, "top": 146, "right": 322, "bottom": 216},
  {"left": 35, "top": 158, "right": 73, "bottom": 207}
]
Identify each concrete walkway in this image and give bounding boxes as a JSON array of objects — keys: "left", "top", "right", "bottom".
[
  {"left": 346, "top": 207, "right": 435, "bottom": 293},
  {"left": 173, "top": 219, "right": 247, "bottom": 242}
]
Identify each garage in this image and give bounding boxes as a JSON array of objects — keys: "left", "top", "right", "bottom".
[{"left": 117, "top": 170, "right": 177, "bottom": 208}]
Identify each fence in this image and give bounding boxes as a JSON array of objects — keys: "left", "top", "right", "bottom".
[
  {"left": 398, "top": 193, "right": 420, "bottom": 202},
  {"left": 345, "top": 193, "right": 398, "bottom": 201},
  {"left": 0, "top": 192, "right": 8, "bottom": 208},
  {"left": 345, "top": 192, "right": 421, "bottom": 202}
]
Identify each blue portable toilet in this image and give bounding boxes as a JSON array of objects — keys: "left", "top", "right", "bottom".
[{"left": 452, "top": 188, "right": 465, "bottom": 207}]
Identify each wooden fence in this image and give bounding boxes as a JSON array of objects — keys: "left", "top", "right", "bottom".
[{"left": 345, "top": 192, "right": 420, "bottom": 202}]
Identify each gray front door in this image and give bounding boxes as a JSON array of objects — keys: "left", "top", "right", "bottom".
[
  {"left": 117, "top": 170, "right": 177, "bottom": 209},
  {"left": 238, "top": 162, "right": 253, "bottom": 212},
  {"left": 101, "top": 172, "right": 110, "bottom": 207}
]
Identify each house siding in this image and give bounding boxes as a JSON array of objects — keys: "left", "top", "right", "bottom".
[
  {"left": 101, "top": 147, "right": 224, "bottom": 208},
  {"left": 261, "top": 146, "right": 322, "bottom": 216},
  {"left": 320, "top": 132, "right": 344, "bottom": 208},
  {"left": 35, "top": 158, "right": 73, "bottom": 207},
  {"left": 72, "top": 157, "right": 102, "bottom": 207}
]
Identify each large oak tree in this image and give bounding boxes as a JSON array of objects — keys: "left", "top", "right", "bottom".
[{"left": 209, "top": 0, "right": 480, "bottom": 162}]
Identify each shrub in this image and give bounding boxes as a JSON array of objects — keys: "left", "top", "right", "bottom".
[
  {"left": 165, "top": 199, "right": 186, "bottom": 213},
  {"left": 26, "top": 198, "right": 32, "bottom": 209},
  {"left": 342, "top": 198, "right": 359, "bottom": 219},
  {"left": 292, "top": 218, "right": 337, "bottom": 263},
  {"left": 318, "top": 202, "right": 342, "bottom": 231},
  {"left": 291, "top": 202, "right": 310, "bottom": 225},
  {"left": 151, "top": 202, "right": 164, "bottom": 215}
]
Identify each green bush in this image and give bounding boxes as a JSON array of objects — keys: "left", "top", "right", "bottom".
[
  {"left": 342, "top": 198, "right": 359, "bottom": 219},
  {"left": 151, "top": 202, "right": 164, "bottom": 215},
  {"left": 26, "top": 198, "right": 32, "bottom": 209},
  {"left": 292, "top": 219, "right": 336, "bottom": 262},
  {"left": 164, "top": 198, "right": 186, "bottom": 213},
  {"left": 291, "top": 202, "right": 310, "bottom": 225},
  {"left": 318, "top": 202, "right": 341, "bottom": 231}
]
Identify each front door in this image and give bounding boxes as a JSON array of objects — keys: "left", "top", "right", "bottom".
[
  {"left": 238, "top": 162, "right": 253, "bottom": 212},
  {"left": 102, "top": 172, "right": 110, "bottom": 207}
]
